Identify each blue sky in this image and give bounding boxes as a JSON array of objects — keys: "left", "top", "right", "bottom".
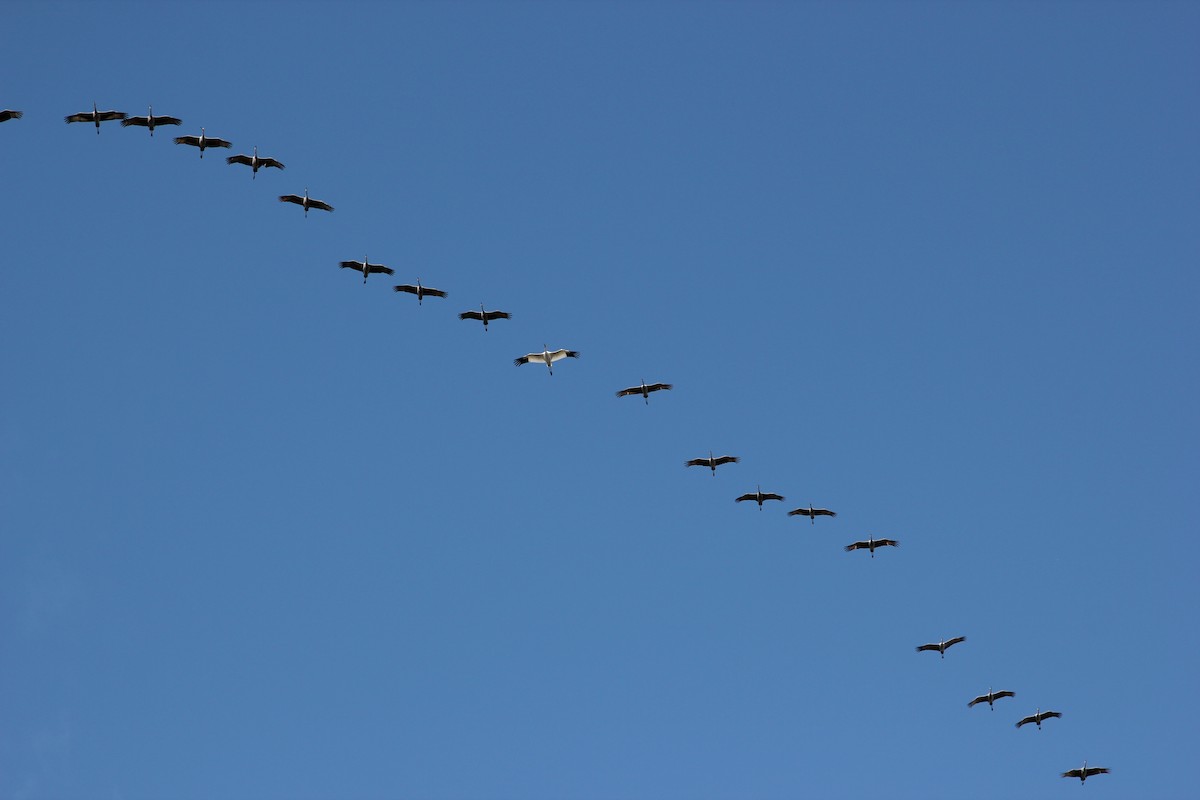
[{"left": 2, "top": 1, "right": 1197, "bottom": 797}]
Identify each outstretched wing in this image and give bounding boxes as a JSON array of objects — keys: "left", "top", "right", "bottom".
[
  {"left": 915, "top": 642, "right": 939, "bottom": 652},
  {"left": 0, "top": 110, "right": 23, "bottom": 122},
  {"left": 459, "top": 311, "right": 484, "bottom": 321},
  {"left": 616, "top": 387, "right": 640, "bottom": 398},
  {"left": 367, "top": 265, "right": 395, "bottom": 276},
  {"left": 993, "top": 690, "right": 1015, "bottom": 701},
  {"left": 1015, "top": 716, "right": 1034, "bottom": 729},
  {"left": 279, "top": 194, "right": 304, "bottom": 205},
  {"left": 205, "top": 137, "right": 232, "bottom": 148},
  {"left": 943, "top": 635, "right": 965, "bottom": 649},
  {"left": 788, "top": 508, "right": 815, "bottom": 517},
  {"left": 760, "top": 493, "right": 785, "bottom": 502},
  {"left": 121, "top": 116, "right": 150, "bottom": 127},
  {"left": 1041, "top": 710, "right": 1062, "bottom": 721},
  {"left": 227, "top": 154, "right": 254, "bottom": 166},
  {"left": 645, "top": 383, "right": 673, "bottom": 393},
  {"left": 96, "top": 111, "right": 126, "bottom": 121},
  {"left": 152, "top": 115, "right": 182, "bottom": 126},
  {"left": 514, "top": 353, "right": 544, "bottom": 367},
  {"left": 393, "top": 284, "right": 418, "bottom": 295},
  {"left": 175, "top": 135, "right": 201, "bottom": 146},
  {"left": 712, "top": 456, "right": 739, "bottom": 466},
  {"left": 734, "top": 494, "right": 757, "bottom": 503},
  {"left": 340, "top": 261, "right": 365, "bottom": 270},
  {"left": 260, "top": 157, "right": 285, "bottom": 170},
  {"left": 65, "top": 113, "right": 92, "bottom": 124},
  {"left": 547, "top": 349, "right": 579, "bottom": 362},
  {"left": 1060, "top": 769, "right": 1083, "bottom": 779},
  {"left": 421, "top": 286, "right": 447, "bottom": 297},
  {"left": 1083, "top": 768, "right": 1109, "bottom": 777},
  {"left": 482, "top": 310, "right": 510, "bottom": 321},
  {"left": 308, "top": 199, "right": 334, "bottom": 212},
  {"left": 967, "top": 695, "right": 986, "bottom": 708}
]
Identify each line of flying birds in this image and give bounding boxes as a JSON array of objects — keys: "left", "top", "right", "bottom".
[{"left": 0, "top": 103, "right": 1111, "bottom": 786}]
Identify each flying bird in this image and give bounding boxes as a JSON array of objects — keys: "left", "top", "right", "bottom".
[
  {"left": 0, "top": 110, "right": 23, "bottom": 123},
  {"left": 120, "top": 105, "right": 181, "bottom": 136},
  {"left": 788, "top": 504, "right": 837, "bottom": 524},
  {"left": 1016, "top": 708, "right": 1062, "bottom": 730},
  {"left": 685, "top": 452, "right": 739, "bottom": 476},
  {"left": 226, "top": 146, "right": 284, "bottom": 178},
  {"left": 339, "top": 256, "right": 393, "bottom": 284},
  {"left": 514, "top": 345, "right": 579, "bottom": 376},
  {"left": 65, "top": 103, "right": 126, "bottom": 133},
  {"left": 735, "top": 486, "right": 785, "bottom": 510},
  {"left": 968, "top": 688, "right": 1015, "bottom": 710},
  {"left": 846, "top": 537, "right": 899, "bottom": 558},
  {"left": 173, "top": 127, "right": 232, "bottom": 158},
  {"left": 1060, "top": 762, "right": 1109, "bottom": 784},
  {"left": 616, "top": 380, "right": 673, "bottom": 405},
  {"left": 279, "top": 188, "right": 333, "bottom": 216},
  {"left": 459, "top": 305, "right": 511, "bottom": 331},
  {"left": 393, "top": 279, "right": 447, "bottom": 304},
  {"left": 915, "top": 635, "right": 965, "bottom": 658}
]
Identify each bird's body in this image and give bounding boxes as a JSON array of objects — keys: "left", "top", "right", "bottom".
[
  {"left": 1061, "top": 761, "right": 1109, "bottom": 783},
  {"left": 279, "top": 188, "right": 333, "bottom": 216},
  {"left": 0, "top": 110, "right": 23, "bottom": 123},
  {"left": 846, "top": 537, "right": 899, "bottom": 558},
  {"left": 915, "top": 635, "right": 965, "bottom": 658},
  {"left": 968, "top": 688, "right": 1015, "bottom": 710},
  {"left": 514, "top": 345, "right": 579, "bottom": 376},
  {"left": 616, "top": 380, "right": 673, "bottom": 405},
  {"left": 174, "top": 127, "right": 231, "bottom": 158},
  {"left": 339, "top": 256, "right": 394, "bottom": 284},
  {"left": 735, "top": 485, "right": 785, "bottom": 510},
  {"left": 65, "top": 103, "right": 126, "bottom": 133},
  {"left": 459, "top": 305, "right": 511, "bottom": 331},
  {"left": 227, "top": 145, "right": 284, "bottom": 178},
  {"left": 393, "top": 279, "right": 447, "bottom": 303},
  {"left": 1016, "top": 708, "right": 1062, "bottom": 730},
  {"left": 788, "top": 504, "right": 837, "bottom": 524},
  {"left": 121, "top": 105, "right": 181, "bottom": 136},
  {"left": 685, "top": 452, "right": 739, "bottom": 476}
]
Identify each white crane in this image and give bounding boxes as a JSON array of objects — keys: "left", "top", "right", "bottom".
[
  {"left": 968, "top": 688, "right": 1015, "bottom": 710},
  {"left": 915, "top": 635, "right": 965, "bottom": 658},
  {"left": 616, "top": 380, "right": 673, "bottom": 405},
  {"left": 1061, "top": 761, "right": 1109, "bottom": 784},
  {"left": 1016, "top": 708, "right": 1062, "bottom": 730},
  {"left": 459, "top": 305, "right": 511, "bottom": 331},
  {"left": 393, "top": 279, "right": 447, "bottom": 304},
  {"left": 0, "top": 110, "right": 23, "bottom": 123},
  {"left": 788, "top": 504, "right": 837, "bottom": 524},
  {"left": 514, "top": 345, "right": 579, "bottom": 376},
  {"left": 120, "top": 105, "right": 181, "bottom": 136},
  {"left": 226, "top": 146, "right": 284, "bottom": 178},
  {"left": 339, "top": 256, "right": 394, "bottom": 284},
  {"left": 735, "top": 486, "right": 785, "bottom": 510},
  {"left": 685, "top": 452, "right": 739, "bottom": 476},
  {"left": 173, "top": 127, "right": 232, "bottom": 158},
  {"left": 846, "top": 537, "right": 899, "bottom": 558},
  {"left": 65, "top": 103, "right": 126, "bottom": 133},
  {"left": 279, "top": 188, "right": 333, "bottom": 216}
]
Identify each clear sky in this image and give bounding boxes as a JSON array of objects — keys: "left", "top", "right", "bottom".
[{"left": 2, "top": 1, "right": 1197, "bottom": 798}]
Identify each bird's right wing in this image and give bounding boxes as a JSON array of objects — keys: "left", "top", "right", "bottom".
[
  {"left": 459, "top": 311, "right": 484, "bottom": 321},
  {"left": 393, "top": 285, "right": 417, "bottom": 294},
  {"left": 787, "top": 508, "right": 811, "bottom": 517},
  {"left": 1060, "top": 770, "right": 1083, "bottom": 779},
  {"left": 64, "top": 113, "right": 90, "bottom": 124},
  {"left": 514, "top": 354, "right": 539, "bottom": 367},
  {"left": 227, "top": 155, "right": 253, "bottom": 166},
  {"left": 121, "top": 117, "right": 149, "bottom": 127},
  {"left": 967, "top": 696, "right": 984, "bottom": 707},
  {"left": 915, "top": 643, "right": 937, "bottom": 652},
  {"left": 279, "top": 195, "right": 303, "bottom": 205},
  {"left": 684, "top": 459, "right": 707, "bottom": 468},
  {"left": 616, "top": 387, "right": 639, "bottom": 398},
  {"left": 1015, "top": 717, "right": 1032, "bottom": 729},
  {"left": 175, "top": 136, "right": 201, "bottom": 146},
  {"left": 734, "top": 494, "right": 755, "bottom": 503}
]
